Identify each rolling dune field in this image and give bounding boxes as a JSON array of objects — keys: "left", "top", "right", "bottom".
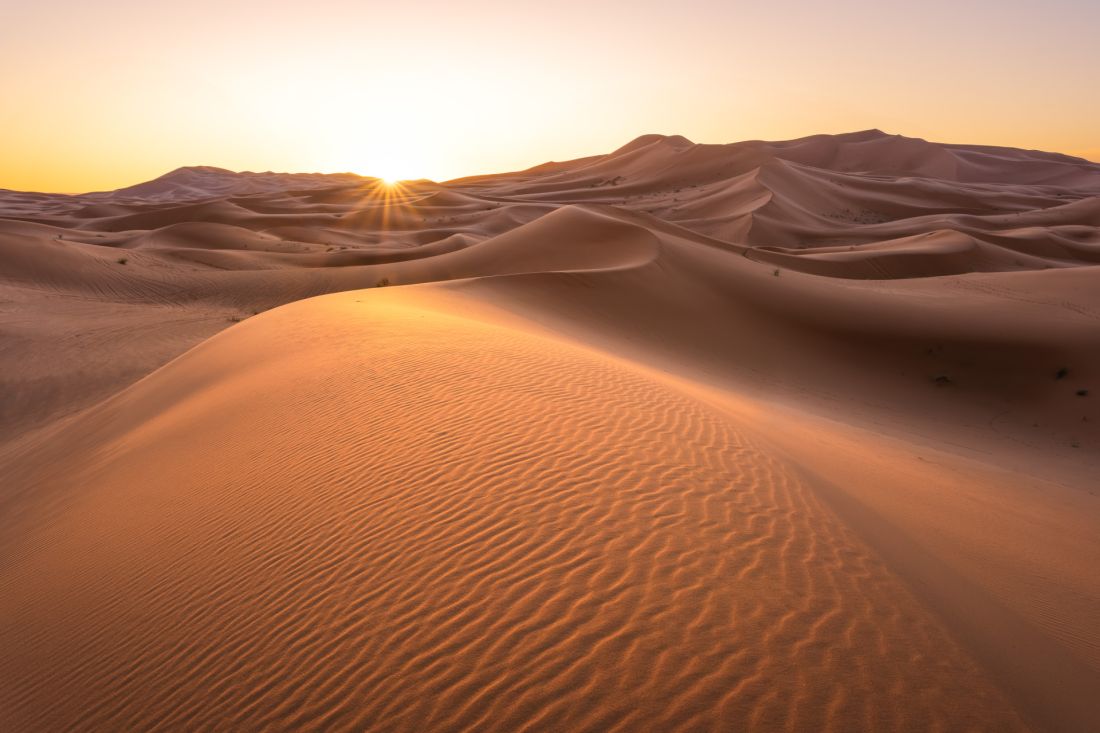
[{"left": 2, "top": 131, "right": 1099, "bottom": 732}]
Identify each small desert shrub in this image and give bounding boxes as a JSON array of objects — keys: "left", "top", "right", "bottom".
[
  {"left": 932, "top": 374, "right": 952, "bottom": 386},
  {"left": 1056, "top": 367, "right": 1069, "bottom": 380},
  {"left": 117, "top": 257, "right": 128, "bottom": 265},
  {"left": 376, "top": 277, "right": 390, "bottom": 287},
  {"left": 1077, "top": 389, "right": 1089, "bottom": 397}
]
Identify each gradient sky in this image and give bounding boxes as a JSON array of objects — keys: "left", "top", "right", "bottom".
[{"left": 3, "top": 0, "right": 1098, "bottom": 192}]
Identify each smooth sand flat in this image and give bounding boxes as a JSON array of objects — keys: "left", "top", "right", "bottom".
[{"left": 2, "top": 131, "right": 1099, "bottom": 732}]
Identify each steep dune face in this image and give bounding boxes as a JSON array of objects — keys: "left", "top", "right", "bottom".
[{"left": 3, "top": 132, "right": 1100, "bottom": 732}]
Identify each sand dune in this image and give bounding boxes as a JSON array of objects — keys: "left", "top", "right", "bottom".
[
  {"left": 2, "top": 130, "right": 1099, "bottom": 731},
  {"left": 1, "top": 289, "right": 1030, "bottom": 732}
]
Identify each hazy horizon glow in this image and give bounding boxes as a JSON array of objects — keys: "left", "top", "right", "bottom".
[{"left": 3, "top": 0, "right": 1098, "bottom": 193}]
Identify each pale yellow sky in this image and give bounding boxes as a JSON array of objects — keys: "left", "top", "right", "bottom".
[{"left": 3, "top": 0, "right": 1098, "bottom": 193}]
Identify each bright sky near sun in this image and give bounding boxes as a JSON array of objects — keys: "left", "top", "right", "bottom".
[{"left": 2, "top": 0, "right": 1098, "bottom": 192}]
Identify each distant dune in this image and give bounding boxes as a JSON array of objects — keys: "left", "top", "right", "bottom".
[{"left": 2, "top": 131, "right": 1099, "bottom": 732}]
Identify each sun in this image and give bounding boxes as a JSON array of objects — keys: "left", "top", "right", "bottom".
[
  {"left": 356, "top": 150, "right": 424, "bottom": 186},
  {"left": 325, "top": 112, "right": 434, "bottom": 184},
  {"left": 371, "top": 162, "right": 404, "bottom": 185}
]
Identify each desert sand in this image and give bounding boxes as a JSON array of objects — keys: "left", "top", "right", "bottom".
[{"left": 2, "top": 130, "right": 1099, "bottom": 732}]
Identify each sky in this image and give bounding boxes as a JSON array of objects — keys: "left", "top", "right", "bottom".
[{"left": 3, "top": 0, "right": 1098, "bottom": 192}]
